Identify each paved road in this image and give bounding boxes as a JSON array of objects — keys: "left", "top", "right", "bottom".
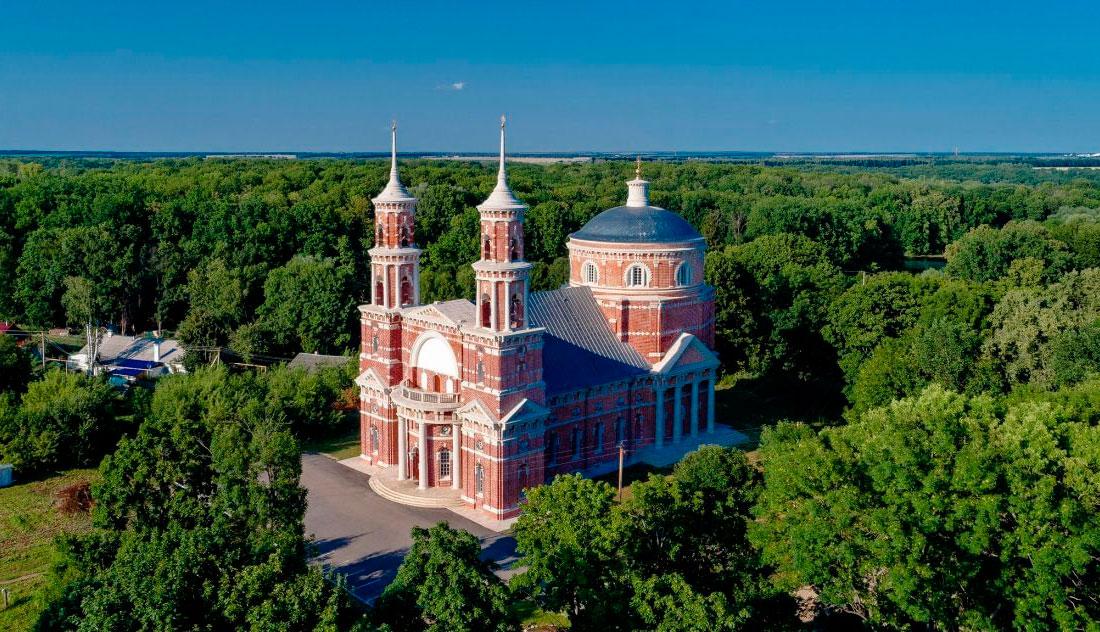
[{"left": 302, "top": 453, "right": 518, "bottom": 603}]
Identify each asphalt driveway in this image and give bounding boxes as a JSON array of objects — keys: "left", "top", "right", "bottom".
[{"left": 301, "top": 452, "right": 518, "bottom": 603}]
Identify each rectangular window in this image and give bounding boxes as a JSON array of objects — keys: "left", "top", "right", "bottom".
[{"left": 439, "top": 449, "right": 451, "bottom": 479}]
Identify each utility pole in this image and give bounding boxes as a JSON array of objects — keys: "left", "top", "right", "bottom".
[
  {"left": 617, "top": 443, "right": 625, "bottom": 503},
  {"left": 40, "top": 331, "right": 46, "bottom": 370}
]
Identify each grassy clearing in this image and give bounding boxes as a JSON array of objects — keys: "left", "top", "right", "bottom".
[
  {"left": 511, "top": 600, "right": 570, "bottom": 630},
  {"left": 714, "top": 372, "right": 844, "bottom": 454},
  {"left": 0, "top": 468, "right": 99, "bottom": 632},
  {"left": 300, "top": 414, "right": 361, "bottom": 461}
]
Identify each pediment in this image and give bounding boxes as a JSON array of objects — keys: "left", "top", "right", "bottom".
[
  {"left": 653, "top": 333, "right": 719, "bottom": 375},
  {"left": 355, "top": 367, "right": 388, "bottom": 392},
  {"left": 456, "top": 398, "right": 497, "bottom": 425},
  {"left": 501, "top": 398, "right": 550, "bottom": 427}
]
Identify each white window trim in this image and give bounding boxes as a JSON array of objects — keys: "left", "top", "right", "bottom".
[
  {"left": 675, "top": 261, "right": 692, "bottom": 287},
  {"left": 582, "top": 260, "right": 599, "bottom": 285},
  {"left": 624, "top": 263, "right": 651, "bottom": 288}
]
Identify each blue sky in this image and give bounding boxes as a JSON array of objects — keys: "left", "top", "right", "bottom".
[{"left": 2, "top": 1, "right": 1099, "bottom": 152}]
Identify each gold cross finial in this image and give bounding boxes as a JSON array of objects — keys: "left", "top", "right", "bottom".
[
  {"left": 391, "top": 119, "right": 397, "bottom": 132},
  {"left": 500, "top": 114, "right": 506, "bottom": 129},
  {"left": 635, "top": 156, "right": 642, "bottom": 179}
]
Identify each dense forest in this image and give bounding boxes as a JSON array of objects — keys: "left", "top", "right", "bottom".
[{"left": 1, "top": 157, "right": 1099, "bottom": 630}]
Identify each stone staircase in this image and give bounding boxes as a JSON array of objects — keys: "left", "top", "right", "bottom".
[{"left": 368, "top": 475, "right": 465, "bottom": 509}]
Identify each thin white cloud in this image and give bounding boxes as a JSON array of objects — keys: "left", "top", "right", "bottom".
[
  {"left": 451, "top": 81, "right": 465, "bottom": 91},
  {"left": 436, "top": 81, "right": 466, "bottom": 91}
]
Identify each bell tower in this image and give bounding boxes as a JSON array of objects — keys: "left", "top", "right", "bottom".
[
  {"left": 473, "top": 116, "right": 531, "bottom": 331},
  {"left": 369, "top": 122, "right": 420, "bottom": 309}
]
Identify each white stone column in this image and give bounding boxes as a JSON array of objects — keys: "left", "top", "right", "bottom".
[
  {"left": 382, "top": 264, "right": 391, "bottom": 308},
  {"left": 504, "top": 280, "right": 512, "bottom": 332},
  {"left": 654, "top": 386, "right": 665, "bottom": 448},
  {"left": 451, "top": 424, "right": 461, "bottom": 490},
  {"left": 418, "top": 423, "right": 428, "bottom": 490},
  {"left": 672, "top": 384, "right": 683, "bottom": 443},
  {"left": 397, "top": 415, "right": 407, "bottom": 481},
  {"left": 371, "top": 265, "right": 378, "bottom": 304},
  {"left": 489, "top": 281, "right": 498, "bottom": 331},
  {"left": 707, "top": 378, "right": 716, "bottom": 433},
  {"left": 690, "top": 378, "right": 700, "bottom": 438}
]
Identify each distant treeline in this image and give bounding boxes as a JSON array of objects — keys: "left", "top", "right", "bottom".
[{"left": 1, "top": 157, "right": 1099, "bottom": 361}]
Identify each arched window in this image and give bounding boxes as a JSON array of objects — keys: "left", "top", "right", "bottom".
[
  {"left": 594, "top": 423, "right": 605, "bottom": 454},
  {"left": 509, "top": 237, "right": 519, "bottom": 261},
  {"left": 376, "top": 226, "right": 384, "bottom": 245},
  {"left": 374, "top": 281, "right": 383, "bottom": 305},
  {"left": 625, "top": 264, "right": 650, "bottom": 288},
  {"left": 399, "top": 225, "right": 409, "bottom": 248},
  {"left": 475, "top": 463, "right": 485, "bottom": 496},
  {"left": 480, "top": 294, "right": 491, "bottom": 328},
  {"left": 400, "top": 277, "right": 413, "bottom": 306},
  {"left": 583, "top": 261, "right": 599, "bottom": 284},
  {"left": 370, "top": 426, "right": 380, "bottom": 454},
  {"left": 482, "top": 238, "right": 492, "bottom": 260},
  {"left": 510, "top": 294, "right": 523, "bottom": 329},
  {"left": 676, "top": 262, "right": 692, "bottom": 286},
  {"left": 517, "top": 463, "right": 529, "bottom": 500},
  {"left": 372, "top": 335, "right": 379, "bottom": 354},
  {"left": 476, "top": 358, "right": 485, "bottom": 383},
  {"left": 439, "top": 448, "right": 451, "bottom": 479},
  {"left": 572, "top": 427, "right": 583, "bottom": 459},
  {"left": 616, "top": 417, "right": 626, "bottom": 444},
  {"left": 547, "top": 432, "right": 559, "bottom": 465}
]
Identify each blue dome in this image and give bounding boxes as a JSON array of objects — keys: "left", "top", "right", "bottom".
[{"left": 571, "top": 205, "right": 703, "bottom": 244}]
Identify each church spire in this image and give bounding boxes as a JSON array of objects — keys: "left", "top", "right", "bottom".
[
  {"left": 389, "top": 120, "right": 399, "bottom": 182},
  {"left": 376, "top": 120, "right": 413, "bottom": 202},
  {"left": 497, "top": 115, "right": 507, "bottom": 184},
  {"left": 482, "top": 115, "right": 524, "bottom": 209}
]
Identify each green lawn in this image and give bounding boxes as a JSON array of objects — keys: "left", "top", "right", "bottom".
[
  {"left": 300, "top": 415, "right": 362, "bottom": 462},
  {"left": 713, "top": 372, "right": 844, "bottom": 453},
  {"left": 512, "top": 600, "right": 570, "bottom": 630},
  {"left": 0, "top": 469, "right": 99, "bottom": 632}
]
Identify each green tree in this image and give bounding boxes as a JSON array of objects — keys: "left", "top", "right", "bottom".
[
  {"left": 0, "top": 332, "right": 33, "bottom": 393},
  {"left": 0, "top": 370, "right": 118, "bottom": 476},
  {"left": 752, "top": 385, "right": 1100, "bottom": 629},
  {"left": 38, "top": 367, "right": 365, "bottom": 630},
  {"left": 945, "top": 221, "right": 1075, "bottom": 284},
  {"left": 511, "top": 474, "right": 629, "bottom": 630},
  {"left": 177, "top": 258, "right": 247, "bottom": 351},
  {"left": 256, "top": 255, "right": 357, "bottom": 354},
  {"left": 616, "top": 447, "right": 780, "bottom": 631},
  {"left": 823, "top": 272, "right": 941, "bottom": 385},
  {"left": 376, "top": 522, "right": 514, "bottom": 632},
  {"left": 706, "top": 234, "right": 846, "bottom": 380},
  {"left": 985, "top": 268, "right": 1100, "bottom": 387}
]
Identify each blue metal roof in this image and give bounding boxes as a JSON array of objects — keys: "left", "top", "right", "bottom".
[
  {"left": 111, "top": 358, "right": 160, "bottom": 370},
  {"left": 107, "top": 367, "right": 147, "bottom": 377},
  {"left": 528, "top": 286, "right": 650, "bottom": 394},
  {"left": 571, "top": 205, "right": 703, "bottom": 244}
]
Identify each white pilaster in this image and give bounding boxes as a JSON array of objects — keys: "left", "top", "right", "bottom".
[
  {"left": 418, "top": 424, "right": 428, "bottom": 490},
  {"left": 489, "top": 282, "right": 498, "bottom": 330},
  {"left": 672, "top": 383, "right": 682, "bottom": 443},
  {"left": 397, "top": 416, "right": 407, "bottom": 481},
  {"left": 707, "top": 378, "right": 716, "bottom": 433},
  {"left": 690, "top": 378, "right": 700, "bottom": 438},
  {"left": 382, "top": 265, "right": 391, "bottom": 308},
  {"left": 654, "top": 386, "right": 665, "bottom": 448},
  {"left": 451, "top": 424, "right": 461, "bottom": 490}
]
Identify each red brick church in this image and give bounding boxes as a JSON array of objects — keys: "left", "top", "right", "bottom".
[{"left": 357, "top": 119, "right": 719, "bottom": 520}]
